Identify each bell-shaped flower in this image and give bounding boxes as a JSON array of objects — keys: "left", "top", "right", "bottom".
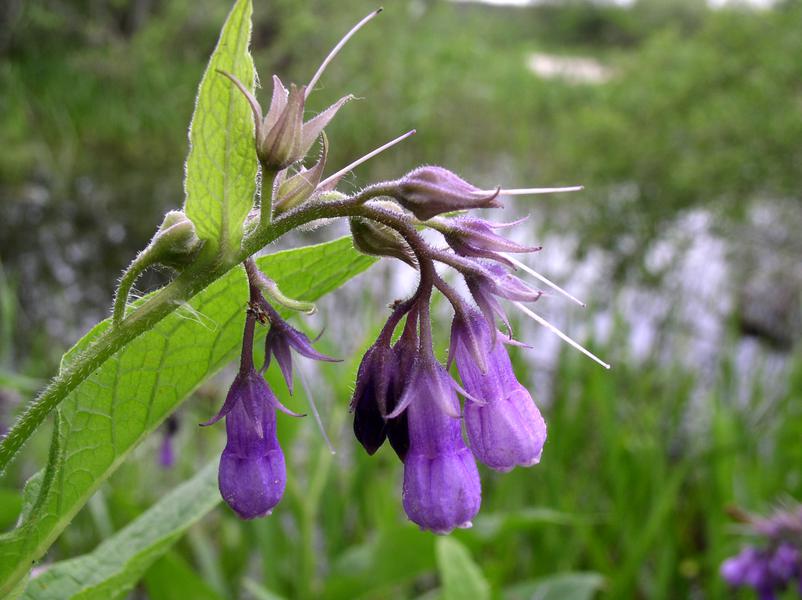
[
  {"left": 219, "top": 71, "right": 352, "bottom": 171},
  {"left": 202, "top": 366, "right": 287, "bottom": 519},
  {"left": 452, "top": 311, "right": 546, "bottom": 471},
  {"left": 397, "top": 357, "right": 481, "bottom": 534},
  {"left": 392, "top": 166, "right": 501, "bottom": 221}
]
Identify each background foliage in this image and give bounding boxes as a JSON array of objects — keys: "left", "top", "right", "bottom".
[{"left": 1, "top": 0, "right": 801, "bottom": 598}]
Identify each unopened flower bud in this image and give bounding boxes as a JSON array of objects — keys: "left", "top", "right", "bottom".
[
  {"left": 272, "top": 135, "right": 328, "bottom": 216},
  {"left": 392, "top": 166, "right": 501, "bottom": 221},
  {"left": 149, "top": 210, "right": 202, "bottom": 269},
  {"left": 350, "top": 215, "right": 417, "bottom": 267}
]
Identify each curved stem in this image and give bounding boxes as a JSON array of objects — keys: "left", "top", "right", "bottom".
[
  {"left": 0, "top": 192, "right": 384, "bottom": 474},
  {"left": 111, "top": 250, "right": 152, "bottom": 326}
]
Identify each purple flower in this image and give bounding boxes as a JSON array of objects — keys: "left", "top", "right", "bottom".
[
  {"left": 208, "top": 368, "right": 287, "bottom": 519},
  {"left": 393, "top": 166, "right": 501, "bottom": 221},
  {"left": 158, "top": 415, "right": 179, "bottom": 469},
  {"left": 261, "top": 302, "right": 339, "bottom": 394},
  {"left": 351, "top": 342, "right": 395, "bottom": 455},
  {"left": 398, "top": 357, "right": 481, "bottom": 534},
  {"left": 452, "top": 312, "right": 546, "bottom": 471},
  {"left": 351, "top": 307, "right": 417, "bottom": 460},
  {"left": 443, "top": 217, "right": 540, "bottom": 267}
]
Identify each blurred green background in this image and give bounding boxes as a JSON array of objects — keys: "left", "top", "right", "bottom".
[{"left": 1, "top": 0, "right": 801, "bottom": 598}]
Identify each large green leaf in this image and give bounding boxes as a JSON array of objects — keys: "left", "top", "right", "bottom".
[
  {"left": 0, "top": 238, "right": 375, "bottom": 595},
  {"left": 436, "top": 537, "right": 490, "bottom": 600},
  {"left": 22, "top": 461, "right": 220, "bottom": 600},
  {"left": 184, "top": 0, "right": 257, "bottom": 256}
]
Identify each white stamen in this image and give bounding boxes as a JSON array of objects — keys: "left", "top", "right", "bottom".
[
  {"left": 513, "top": 301, "right": 611, "bottom": 369},
  {"left": 473, "top": 186, "right": 584, "bottom": 196},
  {"left": 306, "top": 8, "right": 383, "bottom": 99},
  {"left": 503, "top": 254, "right": 586, "bottom": 307},
  {"left": 298, "top": 361, "right": 336, "bottom": 454},
  {"left": 317, "top": 129, "right": 416, "bottom": 190}
]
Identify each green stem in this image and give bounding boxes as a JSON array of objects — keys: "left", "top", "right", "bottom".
[
  {"left": 0, "top": 190, "right": 379, "bottom": 475},
  {"left": 112, "top": 250, "right": 152, "bottom": 326}
]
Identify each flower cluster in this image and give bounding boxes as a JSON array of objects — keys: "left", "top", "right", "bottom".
[
  {"left": 721, "top": 504, "right": 802, "bottom": 599},
  {"left": 200, "top": 10, "right": 599, "bottom": 530}
]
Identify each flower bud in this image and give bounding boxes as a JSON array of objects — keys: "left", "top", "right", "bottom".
[
  {"left": 149, "top": 210, "right": 202, "bottom": 269},
  {"left": 350, "top": 216, "right": 416, "bottom": 267},
  {"left": 392, "top": 166, "right": 501, "bottom": 221},
  {"left": 272, "top": 135, "right": 328, "bottom": 216}
]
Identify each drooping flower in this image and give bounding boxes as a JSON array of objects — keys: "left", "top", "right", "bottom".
[
  {"left": 399, "top": 356, "right": 481, "bottom": 534},
  {"left": 351, "top": 303, "right": 417, "bottom": 460},
  {"left": 391, "top": 166, "right": 501, "bottom": 221},
  {"left": 452, "top": 311, "right": 546, "bottom": 471},
  {"left": 203, "top": 311, "right": 289, "bottom": 519},
  {"left": 216, "top": 369, "right": 286, "bottom": 519}
]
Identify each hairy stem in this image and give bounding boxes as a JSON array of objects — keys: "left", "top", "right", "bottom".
[{"left": 0, "top": 190, "right": 384, "bottom": 474}]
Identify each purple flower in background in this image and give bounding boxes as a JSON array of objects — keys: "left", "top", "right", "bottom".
[
  {"left": 399, "top": 357, "right": 481, "bottom": 533},
  {"left": 721, "top": 504, "right": 802, "bottom": 599},
  {"left": 158, "top": 415, "right": 179, "bottom": 469},
  {"left": 452, "top": 312, "right": 546, "bottom": 471},
  {"left": 393, "top": 166, "right": 501, "bottom": 221}
]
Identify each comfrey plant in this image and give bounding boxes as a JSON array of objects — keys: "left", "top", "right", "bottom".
[
  {"left": 721, "top": 504, "right": 802, "bottom": 599},
  {"left": 0, "top": 3, "right": 608, "bottom": 593}
]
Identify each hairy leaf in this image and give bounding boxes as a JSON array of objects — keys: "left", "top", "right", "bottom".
[
  {"left": 22, "top": 461, "right": 219, "bottom": 600},
  {"left": 184, "top": 0, "right": 257, "bottom": 256},
  {"left": 0, "top": 238, "right": 375, "bottom": 595}
]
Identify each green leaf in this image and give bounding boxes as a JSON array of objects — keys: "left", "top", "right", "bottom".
[
  {"left": 144, "top": 552, "right": 226, "bottom": 600},
  {"left": 502, "top": 572, "right": 605, "bottom": 600},
  {"left": 22, "top": 461, "right": 220, "bottom": 600},
  {"left": 0, "top": 237, "right": 375, "bottom": 595},
  {"left": 184, "top": 0, "right": 257, "bottom": 256},
  {"left": 435, "top": 537, "right": 490, "bottom": 600}
]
